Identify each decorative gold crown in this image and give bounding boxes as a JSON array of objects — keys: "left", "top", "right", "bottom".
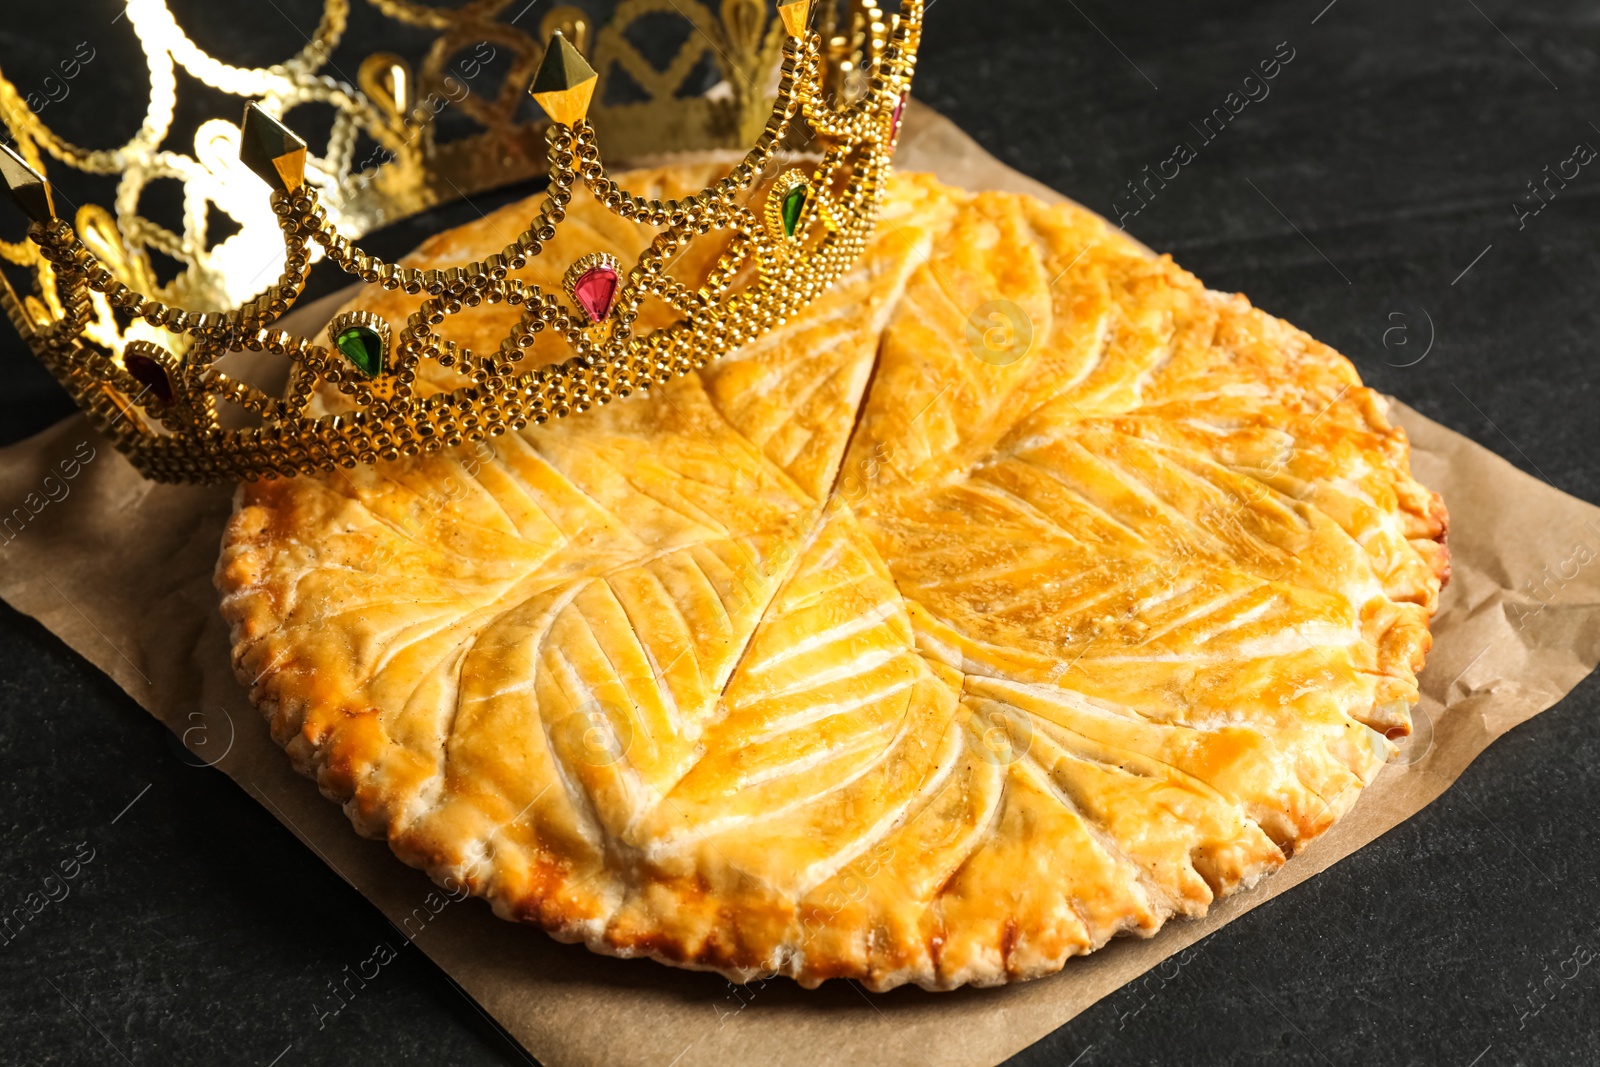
[{"left": 0, "top": 0, "right": 922, "bottom": 483}]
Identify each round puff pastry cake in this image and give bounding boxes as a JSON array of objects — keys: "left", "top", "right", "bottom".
[{"left": 216, "top": 163, "right": 1448, "bottom": 991}]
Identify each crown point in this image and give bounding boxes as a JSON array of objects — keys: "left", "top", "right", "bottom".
[
  {"left": 777, "top": 0, "right": 812, "bottom": 38},
  {"left": 239, "top": 103, "right": 308, "bottom": 193},
  {"left": 0, "top": 142, "right": 56, "bottom": 223},
  {"left": 530, "top": 32, "right": 598, "bottom": 126}
]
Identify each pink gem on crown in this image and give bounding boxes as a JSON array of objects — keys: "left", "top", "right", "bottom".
[{"left": 563, "top": 253, "right": 621, "bottom": 324}]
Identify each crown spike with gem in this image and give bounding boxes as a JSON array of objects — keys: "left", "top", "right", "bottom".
[
  {"left": 530, "top": 32, "right": 600, "bottom": 127},
  {"left": 238, "top": 106, "right": 309, "bottom": 195},
  {"left": 0, "top": 145, "right": 53, "bottom": 223},
  {"left": 0, "top": 0, "right": 920, "bottom": 483}
]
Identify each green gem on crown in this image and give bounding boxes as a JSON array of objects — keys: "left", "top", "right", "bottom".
[
  {"left": 780, "top": 184, "right": 808, "bottom": 237},
  {"left": 336, "top": 325, "right": 385, "bottom": 377}
]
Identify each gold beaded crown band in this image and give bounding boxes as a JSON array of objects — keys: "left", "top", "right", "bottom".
[{"left": 0, "top": 0, "right": 922, "bottom": 483}]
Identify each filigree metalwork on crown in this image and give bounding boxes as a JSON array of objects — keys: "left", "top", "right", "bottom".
[{"left": 0, "top": 0, "right": 919, "bottom": 483}]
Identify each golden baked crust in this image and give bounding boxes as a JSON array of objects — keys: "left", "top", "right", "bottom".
[{"left": 216, "top": 164, "right": 1448, "bottom": 991}]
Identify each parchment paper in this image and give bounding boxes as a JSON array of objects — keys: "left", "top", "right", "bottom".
[{"left": 2, "top": 105, "right": 1598, "bottom": 1067}]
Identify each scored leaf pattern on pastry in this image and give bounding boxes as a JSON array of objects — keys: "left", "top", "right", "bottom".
[{"left": 217, "top": 165, "right": 1447, "bottom": 991}]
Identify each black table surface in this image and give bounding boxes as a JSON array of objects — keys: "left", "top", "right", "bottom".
[{"left": 2, "top": 1, "right": 1597, "bottom": 1064}]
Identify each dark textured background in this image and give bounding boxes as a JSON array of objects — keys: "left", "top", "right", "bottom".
[{"left": 2, "top": 1, "right": 1597, "bottom": 1064}]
